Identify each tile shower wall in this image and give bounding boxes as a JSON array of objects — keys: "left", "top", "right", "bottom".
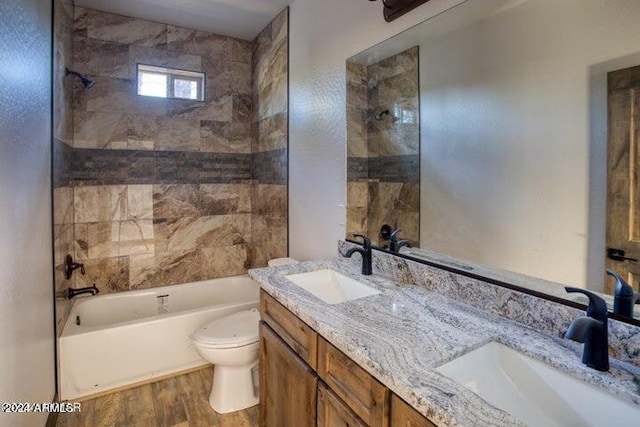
[
  {"left": 53, "top": 0, "right": 75, "bottom": 334},
  {"left": 251, "top": 9, "right": 289, "bottom": 267},
  {"left": 61, "top": 7, "right": 288, "bottom": 293},
  {"left": 347, "top": 47, "right": 419, "bottom": 246}
]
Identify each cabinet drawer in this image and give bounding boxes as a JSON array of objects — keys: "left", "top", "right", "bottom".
[
  {"left": 317, "top": 381, "right": 367, "bottom": 427},
  {"left": 390, "top": 394, "right": 437, "bottom": 427},
  {"left": 318, "top": 337, "right": 389, "bottom": 427},
  {"left": 260, "top": 290, "right": 318, "bottom": 369}
]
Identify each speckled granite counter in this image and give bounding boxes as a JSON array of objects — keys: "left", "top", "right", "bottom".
[{"left": 249, "top": 259, "right": 640, "bottom": 427}]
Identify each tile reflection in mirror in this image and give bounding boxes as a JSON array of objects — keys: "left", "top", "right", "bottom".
[{"left": 346, "top": 46, "right": 420, "bottom": 248}]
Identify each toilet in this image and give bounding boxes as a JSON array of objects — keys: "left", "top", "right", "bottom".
[
  {"left": 191, "top": 258, "right": 299, "bottom": 414},
  {"left": 191, "top": 309, "right": 261, "bottom": 414}
]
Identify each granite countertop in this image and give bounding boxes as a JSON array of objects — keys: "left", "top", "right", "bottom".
[{"left": 249, "top": 259, "right": 640, "bottom": 427}]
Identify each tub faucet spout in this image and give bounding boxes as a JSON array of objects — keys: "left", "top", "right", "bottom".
[{"left": 67, "top": 285, "right": 99, "bottom": 299}]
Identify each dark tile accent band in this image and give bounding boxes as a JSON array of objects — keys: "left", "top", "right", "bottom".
[
  {"left": 72, "top": 148, "right": 251, "bottom": 185},
  {"left": 53, "top": 138, "right": 74, "bottom": 188},
  {"left": 369, "top": 155, "right": 419, "bottom": 183},
  {"left": 252, "top": 148, "right": 287, "bottom": 185},
  {"left": 347, "top": 156, "right": 368, "bottom": 182}
]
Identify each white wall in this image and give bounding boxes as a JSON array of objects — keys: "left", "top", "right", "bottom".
[
  {"left": 418, "top": 0, "right": 640, "bottom": 290},
  {"left": 0, "top": 0, "right": 55, "bottom": 425},
  {"left": 288, "top": 0, "right": 465, "bottom": 260}
]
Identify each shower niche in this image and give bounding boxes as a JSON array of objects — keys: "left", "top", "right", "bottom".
[{"left": 346, "top": 46, "right": 420, "bottom": 248}]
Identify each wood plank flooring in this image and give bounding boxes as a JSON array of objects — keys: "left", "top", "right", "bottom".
[{"left": 56, "top": 367, "right": 259, "bottom": 427}]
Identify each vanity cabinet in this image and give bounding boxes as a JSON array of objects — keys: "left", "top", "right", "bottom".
[
  {"left": 317, "top": 381, "right": 367, "bottom": 427},
  {"left": 318, "top": 337, "right": 390, "bottom": 427},
  {"left": 259, "top": 322, "right": 318, "bottom": 427},
  {"left": 259, "top": 290, "right": 437, "bottom": 427},
  {"left": 390, "top": 394, "right": 437, "bottom": 427}
]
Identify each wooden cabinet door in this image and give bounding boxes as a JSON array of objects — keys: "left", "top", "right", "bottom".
[
  {"left": 260, "top": 322, "right": 318, "bottom": 427},
  {"left": 317, "top": 381, "right": 367, "bottom": 427},
  {"left": 260, "top": 290, "right": 318, "bottom": 369},
  {"left": 390, "top": 394, "right": 437, "bottom": 427},
  {"left": 606, "top": 65, "right": 640, "bottom": 292},
  {"left": 318, "top": 337, "right": 389, "bottom": 427}
]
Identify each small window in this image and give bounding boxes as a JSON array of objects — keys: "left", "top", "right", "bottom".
[{"left": 137, "top": 64, "right": 205, "bottom": 101}]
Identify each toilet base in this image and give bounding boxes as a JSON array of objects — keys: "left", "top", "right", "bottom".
[{"left": 209, "top": 362, "right": 259, "bottom": 414}]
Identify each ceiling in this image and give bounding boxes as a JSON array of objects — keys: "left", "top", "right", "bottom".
[{"left": 74, "top": 0, "right": 290, "bottom": 41}]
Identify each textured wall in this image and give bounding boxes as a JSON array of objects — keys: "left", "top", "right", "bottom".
[
  {"left": 53, "top": 0, "right": 76, "bottom": 336},
  {"left": 288, "top": 0, "right": 464, "bottom": 260},
  {"left": 251, "top": 8, "right": 289, "bottom": 267},
  {"left": 346, "top": 47, "right": 419, "bottom": 247},
  {"left": 0, "top": 0, "right": 55, "bottom": 424},
  {"left": 70, "top": 7, "right": 254, "bottom": 293}
]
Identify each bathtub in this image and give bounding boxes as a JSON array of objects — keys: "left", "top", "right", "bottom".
[{"left": 59, "top": 275, "right": 259, "bottom": 401}]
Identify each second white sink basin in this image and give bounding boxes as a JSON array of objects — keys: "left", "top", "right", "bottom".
[
  {"left": 436, "top": 342, "right": 640, "bottom": 427},
  {"left": 285, "top": 269, "right": 380, "bottom": 304}
]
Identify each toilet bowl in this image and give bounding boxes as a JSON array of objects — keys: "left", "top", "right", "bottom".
[{"left": 191, "top": 308, "right": 260, "bottom": 414}]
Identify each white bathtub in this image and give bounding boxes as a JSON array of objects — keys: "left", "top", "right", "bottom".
[{"left": 59, "top": 275, "right": 259, "bottom": 401}]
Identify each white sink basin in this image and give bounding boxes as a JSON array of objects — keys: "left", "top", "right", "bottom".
[
  {"left": 285, "top": 269, "right": 381, "bottom": 304},
  {"left": 436, "top": 342, "right": 640, "bottom": 427}
]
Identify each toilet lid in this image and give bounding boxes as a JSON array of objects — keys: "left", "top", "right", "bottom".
[{"left": 191, "top": 309, "right": 260, "bottom": 348}]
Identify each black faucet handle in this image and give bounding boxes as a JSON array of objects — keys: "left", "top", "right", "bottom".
[
  {"left": 352, "top": 234, "right": 371, "bottom": 249},
  {"left": 389, "top": 229, "right": 402, "bottom": 241},
  {"left": 565, "top": 287, "right": 608, "bottom": 321}
]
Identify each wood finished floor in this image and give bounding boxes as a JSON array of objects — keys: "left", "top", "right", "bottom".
[{"left": 56, "top": 367, "right": 259, "bottom": 427}]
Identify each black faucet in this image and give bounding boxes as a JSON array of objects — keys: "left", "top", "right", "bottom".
[
  {"left": 389, "top": 229, "right": 412, "bottom": 253},
  {"left": 606, "top": 269, "right": 639, "bottom": 318},
  {"left": 564, "top": 287, "right": 609, "bottom": 372},
  {"left": 67, "top": 285, "right": 99, "bottom": 299},
  {"left": 342, "top": 234, "right": 372, "bottom": 275}
]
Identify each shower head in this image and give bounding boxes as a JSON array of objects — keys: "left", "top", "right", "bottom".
[{"left": 65, "top": 67, "right": 95, "bottom": 89}]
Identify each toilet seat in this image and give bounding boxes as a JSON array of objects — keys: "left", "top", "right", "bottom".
[{"left": 191, "top": 309, "right": 260, "bottom": 349}]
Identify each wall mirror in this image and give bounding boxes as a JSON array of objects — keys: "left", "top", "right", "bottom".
[{"left": 346, "top": 0, "right": 640, "bottom": 323}]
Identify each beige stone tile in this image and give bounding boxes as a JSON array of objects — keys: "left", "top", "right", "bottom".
[
  {"left": 167, "top": 95, "right": 233, "bottom": 122},
  {"left": 255, "top": 113, "right": 287, "bottom": 152},
  {"left": 154, "top": 214, "right": 248, "bottom": 253},
  {"left": 200, "top": 183, "right": 251, "bottom": 214},
  {"left": 201, "top": 244, "right": 248, "bottom": 278},
  {"left": 75, "top": 7, "right": 167, "bottom": 48},
  {"left": 128, "top": 185, "right": 153, "bottom": 219},
  {"left": 252, "top": 184, "right": 286, "bottom": 217},
  {"left": 74, "top": 36, "right": 129, "bottom": 79},
  {"left": 153, "top": 184, "right": 201, "bottom": 218},
  {"left": 76, "top": 256, "right": 130, "bottom": 294},
  {"left": 347, "top": 182, "right": 368, "bottom": 209},
  {"left": 271, "top": 8, "right": 288, "bottom": 47},
  {"left": 74, "top": 111, "right": 128, "bottom": 149},
  {"left": 130, "top": 250, "right": 204, "bottom": 289},
  {"left": 74, "top": 185, "right": 127, "bottom": 223},
  {"left": 257, "top": 75, "right": 287, "bottom": 119},
  {"left": 54, "top": 223, "right": 75, "bottom": 265},
  {"left": 54, "top": 186, "right": 74, "bottom": 225},
  {"left": 80, "top": 220, "right": 155, "bottom": 259},
  {"left": 128, "top": 115, "right": 162, "bottom": 150},
  {"left": 249, "top": 215, "right": 287, "bottom": 268},
  {"left": 166, "top": 26, "right": 234, "bottom": 60},
  {"left": 154, "top": 116, "right": 201, "bottom": 151},
  {"left": 200, "top": 120, "right": 251, "bottom": 153},
  {"left": 347, "top": 208, "right": 368, "bottom": 240}
]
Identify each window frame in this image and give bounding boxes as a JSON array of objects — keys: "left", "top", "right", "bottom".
[{"left": 136, "top": 64, "right": 206, "bottom": 102}]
